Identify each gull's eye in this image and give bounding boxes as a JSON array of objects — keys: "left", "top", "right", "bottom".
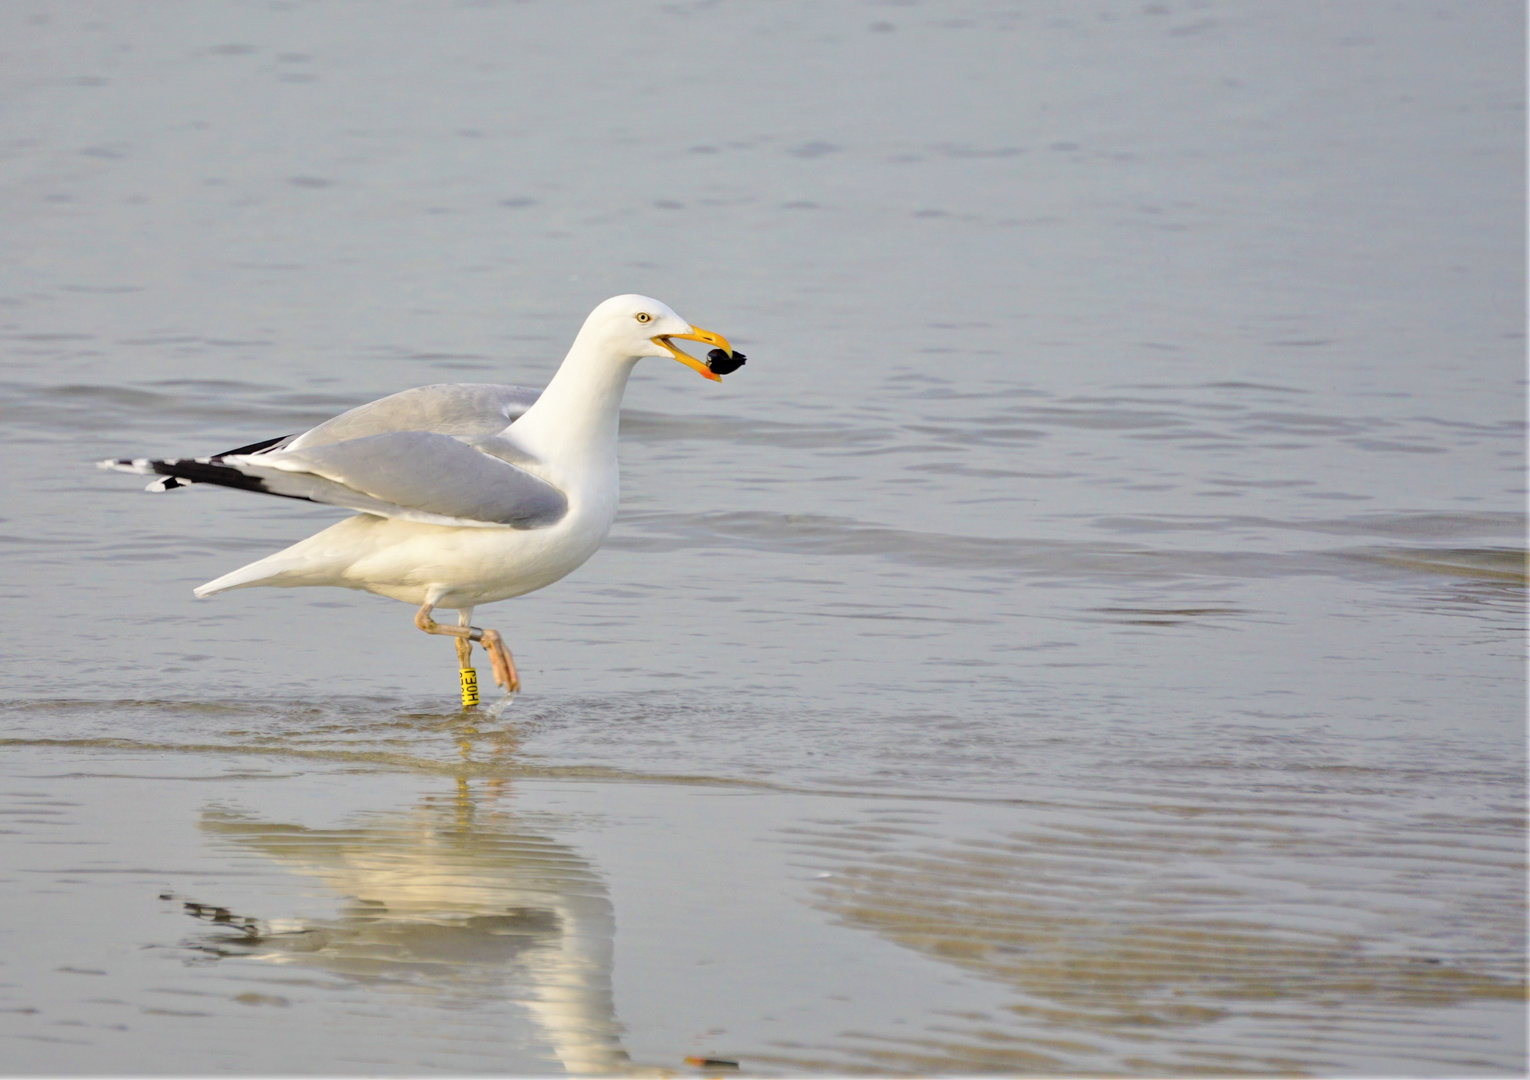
[{"left": 635, "top": 312, "right": 653, "bottom": 324}]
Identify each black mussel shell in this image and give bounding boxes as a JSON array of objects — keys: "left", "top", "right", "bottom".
[{"left": 706, "top": 348, "right": 747, "bottom": 375}]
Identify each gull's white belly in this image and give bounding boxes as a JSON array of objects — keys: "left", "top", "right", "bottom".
[{"left": 269, "top": 499, "right": 616, "bottom": 609}]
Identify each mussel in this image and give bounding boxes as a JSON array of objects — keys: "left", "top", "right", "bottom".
[{"left": 706, "top": 348, "right": 747, "bottom": 375}]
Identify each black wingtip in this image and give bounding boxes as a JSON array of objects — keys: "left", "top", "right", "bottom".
[
  {"left": 213, "top": 433, "right": 294, "bottom": 459},
  {"left": 152, "top": 458, "right": 271, "bottom": 492}
]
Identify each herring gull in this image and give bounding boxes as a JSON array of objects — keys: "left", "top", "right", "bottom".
[{"left": 100, "top": 295, "right": 745, "bottom": 706}]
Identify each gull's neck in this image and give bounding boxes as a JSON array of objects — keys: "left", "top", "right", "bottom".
[{"left": 506, "top": 329, "right": 639, "bottom": 480}]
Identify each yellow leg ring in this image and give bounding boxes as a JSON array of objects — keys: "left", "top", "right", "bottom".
[{"left": 459, "top": 667, "right": 480, "bottom": 709}]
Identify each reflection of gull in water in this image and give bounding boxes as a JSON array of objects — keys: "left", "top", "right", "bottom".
[{"left": 193, "top": 789, "right": 636, "bottom": 1075}]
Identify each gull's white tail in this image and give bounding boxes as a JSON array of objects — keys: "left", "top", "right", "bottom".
[
  {"left": 193, "top": 524, "right": 362, "bottom": 598},
  {"left": 194, "top": 551, "right": 304, "bottom": 597}
]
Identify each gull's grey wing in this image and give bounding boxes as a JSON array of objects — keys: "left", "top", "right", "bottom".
[
  {"left": 146, "top": 431, "right": 566, "bottom": 528},
  {"left": 99, "top": 384, "right": 544, "bottom": 492},
  {"left": 285, "top": 384, "right": 542, "bottom": 451}
]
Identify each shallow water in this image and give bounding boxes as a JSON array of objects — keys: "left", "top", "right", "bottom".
[{"left": 1, "top": 1, "right": 1525, "bottom": 1075}]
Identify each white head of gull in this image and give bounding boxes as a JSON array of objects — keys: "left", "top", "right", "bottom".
[{"left": 100, "top": 294, "right": 742, "bottom": 704}]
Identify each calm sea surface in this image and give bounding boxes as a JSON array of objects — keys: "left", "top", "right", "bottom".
[{"left": 1, "top": 1, "right": 1524, "bottom": 1075}]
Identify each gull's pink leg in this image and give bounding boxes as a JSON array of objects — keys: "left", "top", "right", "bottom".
[
  {"left": 453, "top": 612, "right": 473, "bottom": 671},
  {"left": 478, "top": 629, "right": 519, "bottom": 693},
  {"left": 414, "top": 602, "right": 520, "bottom": 696}
]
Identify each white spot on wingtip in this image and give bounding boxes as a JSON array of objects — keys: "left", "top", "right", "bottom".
[{"left": 100, "top": 457, "right": 156, "bottom": 474}]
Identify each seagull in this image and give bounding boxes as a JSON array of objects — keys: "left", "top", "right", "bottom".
[{"left": 101, "top": 295, "right": 745, "bottom": 704}]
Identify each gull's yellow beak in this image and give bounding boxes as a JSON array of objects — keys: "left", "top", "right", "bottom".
[{"left": 653, "top": 325, "right": 733, "bottom": 382}]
